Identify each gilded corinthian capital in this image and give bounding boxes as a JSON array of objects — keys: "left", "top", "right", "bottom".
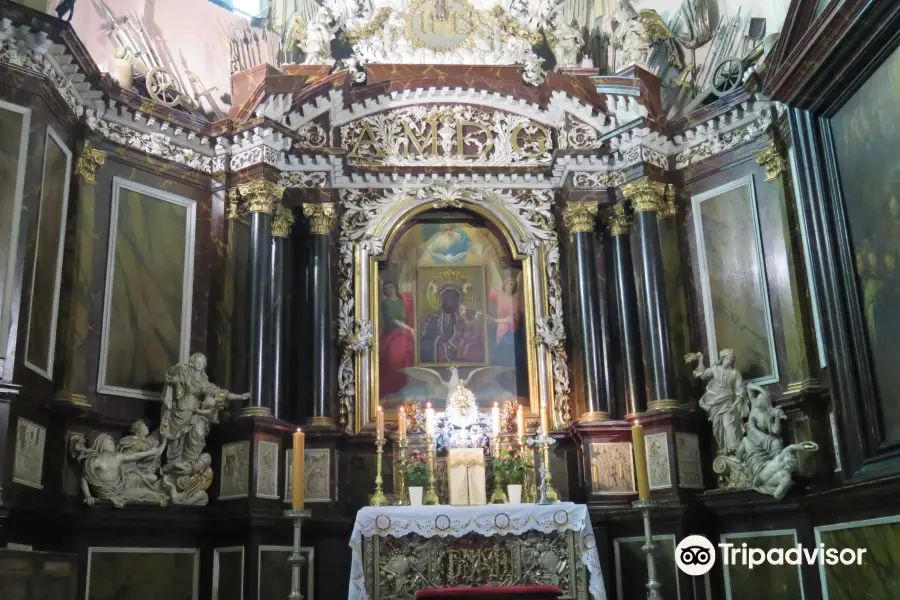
[
  {"left": 621, "top": 177, "right": 667, "bottom": 213},
  {"left": 755, "top": 142, "right": 787, "bottom": 182},
  {"left": 302, "top": 202, "right": 338, "bottom": 235},
  {"left": 74, "top": 142, "right": 106, "bottom": 185},
  {"left": 272, "top": 204, "right": 295, "bottom": 238},
  {"left": 562, "top": 201, "right": 599, "bottom": 236},
  {"left": 237, "top": 179, "right": 284, "bottom": 214},
  {"left": 604, "top": 203, "right": 632, "bottom": 236}
]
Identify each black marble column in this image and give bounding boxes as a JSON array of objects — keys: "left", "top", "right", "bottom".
[
  {"left": 622, "top": 178, "right": 677, "bottom": 410},
  {"left": 605, "top": 203, "right": 646, "bottom": 417},
  {"left": 303, "top": 202, "right": 338, "bottom": 428},
  {"left": 563, "top": 200, "right": 610, "bottom": 422},
  {"left": 238, "top": 180, "right": 284, "bottom": 417},
  {"left": 270, "top": 205, "right": 294, "bottom": 421}
]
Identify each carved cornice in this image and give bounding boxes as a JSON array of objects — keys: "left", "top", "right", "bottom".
[
  {"left": 272, "top": 204, "right": 295, "bottom": 238},
  {"left": 74, "top": 142, "right": 106, "bottom": 185},
  {"left": 303, "top": 203, "right": 339, "bottom": 235},
  {"left": 604, "top": 203, "right": 632, "bottom": 236},
  {"left": 562, "top": 201, "right": 599, "bottom": 236},
  {"left": 755, "top": 142, "right": 787, "bottom": 182},
  {"left": 622, "top": 178, "right": 666, "bottom": 213},
  {"left": 238, "top": 179, "right": 285, "bottom": 214}
]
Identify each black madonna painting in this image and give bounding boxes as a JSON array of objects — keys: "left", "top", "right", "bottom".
[
  {"left": 830, "top": 44, "right": 900, "bottom": 441},
  {"left": 377, "top": 216, "right": 529, "bottom": 410}
]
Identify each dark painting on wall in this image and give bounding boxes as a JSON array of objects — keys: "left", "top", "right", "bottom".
[
  {"left": 692, "top": 177, "right": 777, "bottom": 383},
  {"left": 817, "top": 518, "right": 900, "bottom": 600},
  {"left": 87, "top": 549, "right": 197, "bottom": 600},
  {"left": 721, "top": 532, "right": 803, "bottom": 600},
  {"left": 99, "top": 179, "right": 195, "bottom": 397},
  {"left": 376, "top": 218, "right": 529, "bottom": 410},
  {"left": 0, "top": 101, "right": 29, "bottom": 358},
  {"left": 25, "top": 128, "right": 71, "bottom": 377},
  {"left": 830, "top": 44, "right": 900, "bottom": 441}
]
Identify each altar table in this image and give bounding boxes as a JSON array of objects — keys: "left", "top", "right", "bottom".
[{"left": 348, "top": 503, "right": 607, "bottom": 600}]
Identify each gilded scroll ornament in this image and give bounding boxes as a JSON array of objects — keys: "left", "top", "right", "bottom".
[
  {"left": 621, "top": 177, "right": 666, "bottom": 213},
  {"left": 755, "top": 142, "right": 787, "bottom": 182},
  {"left": 74, "top": 142, "right": 107, "bottom": 185},
  {"left": 604, "top": 203, "right": 632, "bottom": 236},
  {"left": 303, "top": 202, "right": 339, "bottom": 234},
  {"left": 658, "top": 184, "right": 677, "bottom": 219},
  {"left": 226, "top": 188, "right": 244, "bottom": 221},
  {"left": 562, "top": 201, "right": 599, "bottom": 237},
  {"left": 238, "top": 179, "right": 285, "bottom": 214},
  {"left": 272, "top": 204, "right": 295, "bottom": 238}
]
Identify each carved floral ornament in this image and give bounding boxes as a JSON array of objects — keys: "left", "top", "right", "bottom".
[
  {"left": 74, "top": 142, "right": 107, "bottom": 185},
  {"left": 335, "top": 184, "right": 571, "bottom": 432},
  {"left": 236, "top": 179, "right": 285, "bottom": 214},
  {"left": 302, "top": 203, "right": 339, "bottom": 234}
]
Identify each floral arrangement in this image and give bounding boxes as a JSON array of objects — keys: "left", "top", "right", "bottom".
[
  {"left": 400, "top": 450, "right": 431, "bottom": 487},
  {"left": 493, "top": 449, "right": 531, "bottom": 485}
]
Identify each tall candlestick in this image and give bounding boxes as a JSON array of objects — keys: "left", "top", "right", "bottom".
[
  {"left": 425, "top": 402, "right": 435, "bottom": 437},
  {"left": 292, "top": 428, "right": 305, "bottom": 510},
  {"left": 376, "top": 406, "right": 384, "bottom": 439},
  {"left": 398, "top": 406, "right": 407, "bottom": 439},
  {"left": 492, "top": 402, "right": 501, "bottom": 436},
  {"left": 516, "top": 405, "right": 525, "bottom": 438},
  {"left": 632, "top": 420, "right": 650, "bottom": 500}
]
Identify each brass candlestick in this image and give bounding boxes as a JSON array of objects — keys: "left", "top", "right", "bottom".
[
  {"left": 633, "top": 500, "right": 663, "bottom": 600},
  {"left": 370, "top": 438, "right": 388, "bottom": 506},
  {"left": 540, "top": 438, "right": 559, "bottom": 503},
  {"left": 284, "top": 509, "right": 311, "bottom": 600},
  {"left": 395, "top": 437, "right": 409, "bottom": 506},
  {"left": 489, "top": 435, "right": 508, "bottom": 504},
  {"left": 518, "top": 436, "right": 536, "bottom": 503},
  {"left": 423, "top": 436, "right": 439, "bottom": 505}
]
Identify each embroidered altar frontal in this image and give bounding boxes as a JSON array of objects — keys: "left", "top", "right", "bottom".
[{"left": 349, "top": 503, "right": 605, "bottom": 600}]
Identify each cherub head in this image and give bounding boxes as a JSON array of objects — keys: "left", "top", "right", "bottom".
[{"left": 130, "top": 421, "right": 150, "bottom": 438}]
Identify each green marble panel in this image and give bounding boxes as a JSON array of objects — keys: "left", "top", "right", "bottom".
[
  {"left": 0, "top": 102, "right": 29, "bottom": 358},
  {"left": 722, "top": 533, "right": 802, "bottom": 600},
  {"left": 103, "top": 185, "right": 190, "bottom": 393},
  {"left": 696, "top": 180, "right": 775, "bottom": 381},
  {"left": 258, "top": 547, "right": 312, "bottom": 600},
  {"left": 25, "top": 130, "right": 70, "bottom": 374},
  {"left": 616, "top": 536, "right": 678, "bottom": 600},
  {"left": 659, "top": 216, "right": 692, "bottom": 400},
  {"left": 87, "top": 550, "right": 196, "bottom": 600},
  {"left": 818, "top": 519, "right": 900, "bottom": 600},
  {"left": 213, "top": 549, "right": 243, "bottom": 600}
]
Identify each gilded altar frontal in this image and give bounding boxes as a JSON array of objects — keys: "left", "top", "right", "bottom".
[{"left": 4, "top": 1, "right": 900, "bottom": 600}]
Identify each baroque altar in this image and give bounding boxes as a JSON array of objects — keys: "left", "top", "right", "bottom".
[{"left": 349, "top": 503, "right": 605, "bottom": 600}]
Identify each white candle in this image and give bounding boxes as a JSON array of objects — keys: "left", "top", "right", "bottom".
[
  {"left": 376, "top": 406, "right": 384, "bottom": 439},
  {"left": 425, "top": 402, "right": 435, "bottom": 437},
  {"left": 516, "top": 405, "right": 525, "bottom": 438},
  {"left": 492, "top": 402, "right": 501, "bottom": 436},
  {"left": 398, "top": 406, "right": 407, "bottom": 439}
]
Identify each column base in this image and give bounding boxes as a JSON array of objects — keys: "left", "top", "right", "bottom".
[
  {"left": 578, "top": 411, "right": 611, "bottom": 423},
  {"left": 53, "top": 391, "right": 92, "bottom": 408},
  {"left": 306, "top": 416, "right": 336, "bottom": 428},
  {"left": 646, "top": 399, "right": 679, "bottom": 411},
  {"left": 785, "top": 378, "right": 825, "bottom": 395},
  {"left": 239, "top": 406, "right": 273, "bottom": 418}
]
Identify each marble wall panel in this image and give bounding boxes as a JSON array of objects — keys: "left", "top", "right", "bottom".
[
  {"left": 86, "top": 548, "right": 198, "bottom": 600},
  {"left": 720, "top": 530, "right": 803, "bottom": 600},
  {"left": 24, "top": 127, "right": 72, "bottom": 378},
  {"left": 614, "top": 535, "right": 679, "bottom": 600},
  {"left": 692, "top": 176, "right": 778, "bottom": 383},
  {"left": 658, "top": 214, "right": 693, "bottom": 401},
  {"left": 212, "top": 547, "right": 244, "bottom": 600},
  {"left": 258, "top": 546, "right": 313, "bottom": 600},
  {"left": 816, "top": 516, "right": 900, "bottom": 600}
]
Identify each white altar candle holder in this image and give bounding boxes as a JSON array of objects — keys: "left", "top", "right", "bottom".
[
  {"left": 283, "top": 509, "right": 311, "bottom": 600},
  {"left": 633, "top": 499, "right": 663, "bottom": 600}
]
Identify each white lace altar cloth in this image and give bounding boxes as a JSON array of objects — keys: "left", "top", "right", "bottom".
[{"left": 348, "top": 502, "right": 607, "bottom": 600}]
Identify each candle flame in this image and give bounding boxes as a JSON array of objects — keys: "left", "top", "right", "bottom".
[
  {"left": 296, "top": 427, "right": 302, "bottom": 432},
  {"left": 494, "top": 402, "right": 498, "bottom": 407},
  {"left": 400, "top": 406, "right": 405, "bottom": 412},
  {"left": 378, "top": 405, "right": 383, "bottom": 412},
  {"left": 634, "top": 420, "right": 640, "bottom": 425},
  {"left": 427, "top": 402, "right": 432, "bottom": 408}
]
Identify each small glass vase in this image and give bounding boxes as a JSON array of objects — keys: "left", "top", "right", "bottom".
[
  {"left": 507, "top": 484, "right": 522, "bottom": 505},
  {"left": 409, "top": 486, "right": 424, "bottom": 506}
]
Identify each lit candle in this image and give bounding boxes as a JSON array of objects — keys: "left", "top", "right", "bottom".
[
  {"left": 292, "top": 428, "right": 305, "bottom": 510},
  {"left": 516, "top": 405, "right": 525, "bottom": 438},
  {"left": 398, "top": 406, "right": 407, "bottom": 439},
  {"left": 376, "top": 406, "right": 384, "bottom": 439},
  {"left": 492, "top": 402, "right": 501, "bottom": 437},
  {"left": 631, "top": 420, "right": 650, "bottom": 500},
  {"left": 425, "top": 402, "right": 435, "bottom": 437},
  {"left": 541, "top": 403, "right": 549, "bottom": 432}
]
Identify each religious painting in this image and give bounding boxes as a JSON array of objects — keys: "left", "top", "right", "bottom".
[
  {"left": 258, "top": 547, "right": 313, "bottom": 600},
  {"left": 13, "top": 418, "right": 45, "bottom": 490},
  {"left": 675, "top": 433, "right": 703, "bottom": 489},
  {"left": 212, "top": 547, "right": 244, "bottom": 600},
  {"left": 376, "top": 217, "right": 529, "bottom": 410},
  {"left": 615, "top": 535, "right": 678, "bottom": 600},
  {"left": 830, "top": 44, "right": 900, "bottom": 442},
  {"left": 721, "top": 531, "right": 803, "bottom": 600},
  {"left": 816, "top": 516, "right": 900, "bottom": 600},
  {"left": 589, "top": 442, "right": 635, "bottom": 494},
  {"left": 692, "top": 176, "right": 778, "bottom": 383},
  {"left": 645, "top": 432, "right": 672, "bottom": 490},
  {"left": 255, "top": 440, "right": 279, "bottom": 499},
  {"left": 87, "top": 548, "right": 198, "bottom": 600},
  {"left": 220, "top": 441, "right": 250, "bottom": 500}
]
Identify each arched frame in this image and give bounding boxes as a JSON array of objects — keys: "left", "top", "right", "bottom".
[{"left": 337, "top": 185, "right": 571, "bottom": 434}]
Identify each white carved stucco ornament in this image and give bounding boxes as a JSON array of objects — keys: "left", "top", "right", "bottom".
[{"left": 299, "top": 0, "right": 585, "bottom": 85}]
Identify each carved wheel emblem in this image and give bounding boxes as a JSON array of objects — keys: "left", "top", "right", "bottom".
[
  {"left": 435, "top": 514, "right": 452, "bottom": 531},
  {"left": 405, "top": 0, "right": 478, "bottom": 52}
]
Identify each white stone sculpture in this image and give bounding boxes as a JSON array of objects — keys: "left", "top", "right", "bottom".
[
  {"left": 549, "top": 11, "right": 584, "bottom": 68},
  {"left": 610, "top": 0, "right": 679, "bottom": 73},
  {"left": 686, "top": 350, "right": 818, "bottom": 500},
  {"left": 70, "top": 433, "right": 169, "bottom": 508}
]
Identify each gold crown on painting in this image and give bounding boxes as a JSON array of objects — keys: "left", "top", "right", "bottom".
[{"left": 427, "top": 269, "right": 474, "bottom": 309}]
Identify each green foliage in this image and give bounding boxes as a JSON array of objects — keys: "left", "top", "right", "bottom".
[
  {"left": 493, "top": 449, "right": 531, "bottom": 485},
  {"left": 399, "top": 449, "right": 431, "bottom": 487}
]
